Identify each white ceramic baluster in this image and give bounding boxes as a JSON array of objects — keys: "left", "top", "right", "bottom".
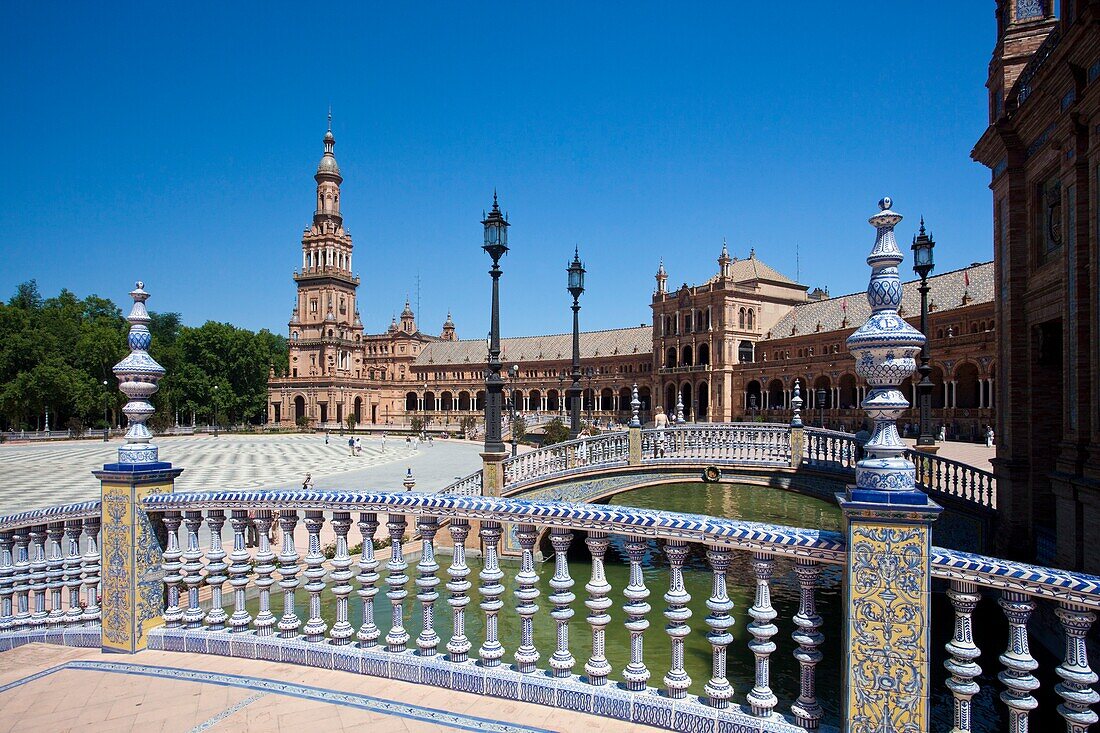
[
  {"left": 478, "top": 521, "right": 505, "bottom": 667},
  {"left": 584, "top": 531, "right": 613, "bottom": 685},
  {"left": 945, "top": 581, "right": 981, "bottom": 733},
  {"left": 302, "top": 511, "right": 327, "bottom": 642},
  {"left": 227, "top": 510, "right": 253, "bottom": 633},
  {"left": 1055, "top": 604, "right": 1099, "bottom": 733},
  {"left": 45, "top": 523, "right": 65, "bottom": 625},
  {"left": 160, "top": 512, "right": 183, "bottom": 628},
  {"left": 329, "top": 511, "right": 353, "bottom": 645},
  {"left": 11, "top": 531, "right": 30, "bottom": 630},
  {"left": 747, "top": 552, "right": 778, "bottom": 716},
  {"left": 28, "top": 527, "right": 47, "bottom": 628},
  {"left": 204, "top": 510, "right": 228, "bottom": 630},
  {"left": 514, "top": 524, "right": 540, "bottom": 673},
  {"left": 252, "top": 511, "right": 276, "bottom": 637},
  {"left": 446, "top": 519, "right": 472, "bottom": 662},
  {"left": 791, "top": 559, "right": 824, "bottom": 729},
  {"left": 548, "top": 528, "right": 575, "bottom": 678},
  {"left": 60, "top": 522, "right": 82, "bottom": 626},
  {"left": 663, "top": 539, "right": 692, "bottom": 698},
  {"left": 80, "top": 518, "right": 100, "bottom": 624},
  {"left": 0, "top": 533, "right": 13, "bottom": 631},
  {"left": 356, "top": 513, "right": 381, "bottom": 647},
  {"left": 416, "top": 516, "right": 440, "bottom": 656},
  {"left": 622, "top": 536, "right": 651, "bottom": 691},
  {"left": 276, "top": 511, "right": 301, "bottom": 639},
  {"left": 998, "top": 591, "right": 1039, "bottom": 733},
  {"left": 181, "top": 511, "right": 205, "bottom": 629},
  {"left": 385, "top": 514, "right": 409, "bottom": 652},
  {"left": 704, "top": 546, "right": 735, "bottom": 708}
]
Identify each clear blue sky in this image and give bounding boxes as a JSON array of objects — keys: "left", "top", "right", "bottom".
[{"left": 0, "top": 2, "right": 996, "bottom": 338}]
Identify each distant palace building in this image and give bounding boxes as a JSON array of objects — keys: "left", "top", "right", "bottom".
[
  {"left": 971, "top": 0, "right": 1099, "bottom": 570},
  {"left": 268, "top": 129, "right": 996, "bottom": 440}
]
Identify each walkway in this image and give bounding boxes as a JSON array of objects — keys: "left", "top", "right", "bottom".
[
  {"left": 0, "top": 644, "right": 659, "bottom": 733},
  {"left": 0, "top": 433, "right": 483, "bottom": 514},
  {"left": 901, "top": 437, "right": 994, "bottom": 471}
]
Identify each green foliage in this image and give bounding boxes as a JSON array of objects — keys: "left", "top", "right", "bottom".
[
  {"left": 543, "top": 417, "right": 569, "bottom": 446},
  {"left": 0, "top": 281, "right": 287, "bottom": 431},
  {"left": 459, "top": 415, "right": 477, "bottom": 437},
  {"left": 410, "top": 416, "right": 424, "bottom": 433},
  {"left": 296, "top": 415, "right": 311, "bottom": 430},
  {"left": 346, "top": 413, "right": 357, "bottom": 430},
  {"left": 512, "top": 415, "right": 527, "bottom": 441}
]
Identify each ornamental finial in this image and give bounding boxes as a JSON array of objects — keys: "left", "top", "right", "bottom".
[
  {"left": 846, "top": 197, "right": 927, "bottom": 501},
  {"left": 790, "top": 380, "right": 803, "bottom": 428},
  {"left": 112, "top": 280, "right": 166, "bottom": 464},
  {"left": 629, "top": 383, "right": 641, "bottom": 428},
  {"left": 675, "top": 391, "right": 686, "bottom": 424}
]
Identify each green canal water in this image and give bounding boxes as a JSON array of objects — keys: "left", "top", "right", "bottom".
[{"left": 244, "top": 482, "right": 1051, "bottom": 730}]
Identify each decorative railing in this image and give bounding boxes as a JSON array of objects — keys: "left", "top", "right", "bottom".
[
  {"left": 107, "top": 488, "right": 1100, "bottom": 733},
  {"left": 0, "top": 500, "right": 104, "bottom": 632},
  {"left": 444, "top": 470, "right": 483, "bottom": 497},
  {"left": 642, "top": 424, "right": 791, "bottom": 465},
  {"left": 140, "top": 489, "right": 843, "bottom": 732},
  {"left": 907, "top": 450, "right": 997, "bottom": 510},
  {"left": 501, "top": 432, "right": 630, "bottom": 488},
  {"left": 802, "top": 428, "right": 858, "bottom": 471}
]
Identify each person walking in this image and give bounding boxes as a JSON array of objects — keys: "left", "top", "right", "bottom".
[
  {"left": 985, "top": 425, "right": 995, "bottom": 448},
  {"left": 348, "top": 436, "right": 355, "bottom": 456},
  {"left": 302, "top": 472, "right": 314, "bottom": 490},
  {"left": 381, "top": 432, "right": 387, "bottom": 453},
  {"left": 354, "top": 436, "right": 362, "bottom": 456}
]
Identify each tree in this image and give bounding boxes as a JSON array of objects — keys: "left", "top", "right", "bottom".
[
  {"left": 512, "top": 415, "right": 527, "bottom": 441},
  {"left": 410, "top": 416, "right": 424, "bottom": 433},
  {"left": 543, "top": 417, "right": 569, "bottom": 446},
  {"left": 346, "top": 413, "right": 357, "bottom": 431}
]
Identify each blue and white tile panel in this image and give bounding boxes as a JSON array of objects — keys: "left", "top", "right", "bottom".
[
  {"left": 0, "top": 500, "right": 101, "bottom": 532},
  {"left": 149, "top": 627, "right": 833, "bottom": 733},
  {"left": 141, "top": 489, "right": 848, "bottom": 563},
  {"left": 932, "top": 546, "right": 1100, "bottom": 609},
  {"left": 0, "top": 625, "right": 102, "bottom": 652}
]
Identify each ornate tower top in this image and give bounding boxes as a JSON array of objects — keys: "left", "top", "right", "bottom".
[
  {"left": 718, "top": 238, "right": 732, "bottom": 278},
  {"left": 655, "top": 259, "right": 668, "bottom": 294},
  {"left": 441, "top": 311, "right": 456, "bottom": 340},
  {"left": 845, "top": 197, "right": 928, "bottom": 503},
  {"left": 112, "top": 281, "right": 167, "bottom": 465},
  {"left": 316, "top": 113, "right": 341, "bottom": 182}
]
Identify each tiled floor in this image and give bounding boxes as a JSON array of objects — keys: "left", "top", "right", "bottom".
[{"left": 0, "top": 644, "right": 661, "bottom": 732}]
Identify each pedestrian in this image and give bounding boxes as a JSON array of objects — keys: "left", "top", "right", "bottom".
[
  {"left": 381, "top": 432, "right": 387, "bottom": 453},
  {"left": 324, "top": 431, "right": 329, "bottom": 445},
  {"left": 302, "top": 472, "right": 314, "bottom": 490},
  {"left": 348, "top": 436, "right": 355, "bottom": 456},
  {"left": 653, "top": 406, "right": 669, "bottom": 458},
  {"left": 355, "top": 436, "right": 362, "bottom": 456},
  {"left": 938, "top": 425, "right": 947, "bottom": 442},
  {"left": 985, "top": 425, "right": 995, "bottom": 448}
]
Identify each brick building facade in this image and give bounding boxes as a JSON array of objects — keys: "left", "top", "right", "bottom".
[{"left": 971, "top": 0, "right": 1100, "bottom": 570}]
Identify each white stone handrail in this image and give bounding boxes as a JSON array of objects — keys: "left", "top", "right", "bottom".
[
  {"left": 500, "top": 432, "right": 630, "bottom": 488},
  {"left": 642, "top": 424, "right": 791, "bottom": 465}
]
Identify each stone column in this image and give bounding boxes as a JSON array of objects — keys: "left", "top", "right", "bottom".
[
  {"left": 95, "top": 281, "right": 183, "bottom": 654},
  {"left": 840, "top": 199, "right": 940, "bottom": 732}
]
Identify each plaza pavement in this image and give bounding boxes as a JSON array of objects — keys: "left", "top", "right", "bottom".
[
  {"left": 0, "top": 433, "right": 483, "bottom": 515},
  {"left": 0, "top": 643, "right": 660, "bottom": 732},
  {"left": 901, "top": 437, "right": 995, "bottom": 471}
]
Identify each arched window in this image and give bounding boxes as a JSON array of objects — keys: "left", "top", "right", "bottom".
[
  {"left": 747, "top": 309, "right": 755, "bottom": 330},
  {"left": 698, "top": 343, "right": 710, "bottom": 365},
  {"left": 666, "top": 347, "right": 677, "bottom": 367},
  {"left": 685, "top": 311, "right": 693, "bottom": 333},
  {"left": 739, "top": 308, "right": 747, "bottom": 329},
  {"left": 681, "top": 345, "right": 693, "bottom": 366}
]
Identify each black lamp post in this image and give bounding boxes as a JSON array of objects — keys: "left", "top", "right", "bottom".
[
  {"left": 506, "top": 364, "right": 519, "bottom": 457},
  {"left": 482, "top": 192, "right": 510, "bottom": 454},
  {"left": 557, "top": 370, "right": 566, "bottom": 419},
  {"left": 584, "top": 367, "right": 596, "bottom": 426},
  {"left": 102, "top": 380, "right": 110, "bottom": 441},
  {"left": 912, "top": 218, "right": 936, "bottom": 448},
  {"left": 816, "top": 388, "right": 826, "bottom": 428},
  {"left": 212, "top": 384, "right": 219, "bottom": 437},
  {"left": 567, "top": 248, "right": 586, "bottom": 439}
]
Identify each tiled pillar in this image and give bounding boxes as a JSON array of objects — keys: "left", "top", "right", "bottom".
[{"left": 841, "top": 198, "right": 940, "bottom": 732}]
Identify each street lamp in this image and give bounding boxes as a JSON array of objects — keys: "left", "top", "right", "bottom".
[
  {"left": 482, "top": 192, "right": 510, "bottom": 455},
  {"left": 102, "top": 380, "right": 110, "bottom": 441},
  {"left": 212, "top": 384, "right": 219, "bottom": 437},
  {"left": 567, "top": 248, "right": 585, "bottom": 439},
  {"left": 584, "top": 367, "right": 596, "bottom": 426},
  {"left": 816, "top": 388, "right": 826, "bottom": 428},
  {"left": 911, "top": 218, "right": 936, "bottom": 448}
]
